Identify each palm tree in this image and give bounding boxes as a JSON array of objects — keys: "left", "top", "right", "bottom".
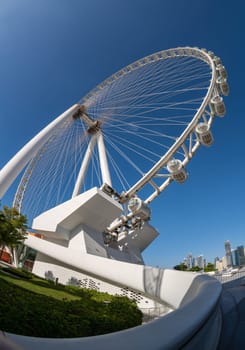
[{"left": 0, "top": 206, "right": 28, "bottom": 265}]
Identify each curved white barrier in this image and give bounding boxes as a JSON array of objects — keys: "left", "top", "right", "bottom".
[
  {"left": 4, "top": 269, "right": 222, "bottom": 350},
  {"left": 24, "top": 235, "right": 199, "bottom": 309}
]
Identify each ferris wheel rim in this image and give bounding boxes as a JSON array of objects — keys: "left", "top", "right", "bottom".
[
  {"left": 80, "top": 47, "right": 216, "bottom": 201},
  {"left": 13, "top": 46, "right": 220, "bottom": 219}
]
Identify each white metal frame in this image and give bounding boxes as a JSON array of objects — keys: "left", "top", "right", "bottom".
[
  {"left": 80, "top": 47, "right": 218, "bottom": 204},
  {"left": 0, "top": 48, "right": 226, "bottom": 217}
]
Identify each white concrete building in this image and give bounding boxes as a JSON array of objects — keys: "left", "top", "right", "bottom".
[{"left": 24, "top": 187, "right": 163, "bottom": 311}]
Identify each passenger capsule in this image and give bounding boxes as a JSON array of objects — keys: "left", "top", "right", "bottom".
[
  {"left": 216, "top": 76, "right": 229, "bottom": 96},
  {"left": 167, "top": 159, "right": 188, "bottom": 183},
  {"left": 208, "top": 51, "right": 215, "bottom": 58},
  {"left": 211, "top": 95, "right": 226, "bottom": 117},
  {"left": 213, "top": 56, "right": 222, "bottom": 65},
  {"left": 128, "top": 197, "right": 151, "bottom": 221},
  {"left": 195, "top": 123, "right": 214, "bottom": 146},
  {"left": 216, "top": 64, "right": 228, "bottom": 79}
]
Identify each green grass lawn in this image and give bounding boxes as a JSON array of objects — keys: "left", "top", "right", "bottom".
[
  {"left": 0, "top": 269, "right": 142, "bottom": 338},
  {"left": 0, "top": 271, "right": 80, "bottom": 301}
]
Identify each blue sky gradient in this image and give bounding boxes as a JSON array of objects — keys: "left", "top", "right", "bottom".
[{"left": 0, "top": 0, "right": 244, "bottom": 268}]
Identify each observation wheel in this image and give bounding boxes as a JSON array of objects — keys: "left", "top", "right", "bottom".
[{"left": 13, "top": 47, "right": 229, "bottom": 230}]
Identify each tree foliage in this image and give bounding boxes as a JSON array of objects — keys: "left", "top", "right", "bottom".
[
  {"left": 189, "top": 266, "right": 202, "bottom": 272},
  {"left": 204, "top": 262, "right": 216, "bottom": 272},
  {"left": 174, "top": 262, "right": 216, "bottom": 272},
  {"left": 0, "top": 206, "right": 28, "bottom": 258},
  {"left": 173, "top": 263, "right": 188, "bottom": 271}
]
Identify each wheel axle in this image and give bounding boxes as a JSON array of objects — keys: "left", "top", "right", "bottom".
[{"left": 72, "top": 105, "right": 101, "bottom": 134}]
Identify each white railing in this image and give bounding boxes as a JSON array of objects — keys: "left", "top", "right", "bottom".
[{"left": 215, "top": 269, "right": 245, "bottom": 284}]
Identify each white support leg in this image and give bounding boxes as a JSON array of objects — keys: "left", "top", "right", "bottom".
[
  {"left": 72, "top": 135, "right": 97, "bottom": 197},
  {"left": 97, "top": 131, "right": 112, "bottom": 187},
  {"left": 0, "top": 104, "right": 80, "bottom": 199}
]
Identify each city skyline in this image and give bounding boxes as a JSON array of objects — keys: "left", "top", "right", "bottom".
[
  {"left": 0, "top": 0, "right": 245, "bottom": 268},
  {"left": 179, "top": 239, "right": 245, "bottom": 270}
]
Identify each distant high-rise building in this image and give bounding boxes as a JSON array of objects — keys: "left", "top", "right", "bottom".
[
  {"left": 183, "top": 253, "right": 207, "bottom": 270},
  {"left": 224, "top": 240, "right": 232, "bottom": 267},
  {"left": 222, "top": 256, "right": 228, "bottom": 269},
  {"left": 237, "top": 245, "right": 244, "bottom": 257},
  {"left": 225, "top": 240, "right": 231, "bottom": 254},
  {"left": 185, "top": 253, "right": 193, "bottom": 269},
  {"left": 237, "top": 245, "right": 245, "bottom": 266},
  {"left": 214, "top": 256, "right": 220, "bottom": 265},
  {"left": 215, "top": 258, "right": 224, "bottom": 271},
  {"left": 231, "top": 249, "right": 240, "bottom": 267},
  {"left": 196, "top": 255, "right": 205, "bottom": 269}
]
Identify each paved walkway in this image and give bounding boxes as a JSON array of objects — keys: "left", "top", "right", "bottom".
[{"left": 217, "top": 277, "right": 245, "bottom": 350}]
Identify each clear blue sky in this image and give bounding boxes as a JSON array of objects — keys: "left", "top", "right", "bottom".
[{"left": 0, "top": 0, "right": 244, "bottom": 268}]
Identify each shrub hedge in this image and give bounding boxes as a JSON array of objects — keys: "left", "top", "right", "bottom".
[
  {"left": 1, "top": 266, "right": 33, "bottom": 279},
  {"left": 0, "top": 274, "right": 142, "bottom": 337}
]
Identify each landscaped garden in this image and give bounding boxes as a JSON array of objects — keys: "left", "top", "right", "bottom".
[{"left": 0, "top": 267, "right": 143, "bottom": 338}]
